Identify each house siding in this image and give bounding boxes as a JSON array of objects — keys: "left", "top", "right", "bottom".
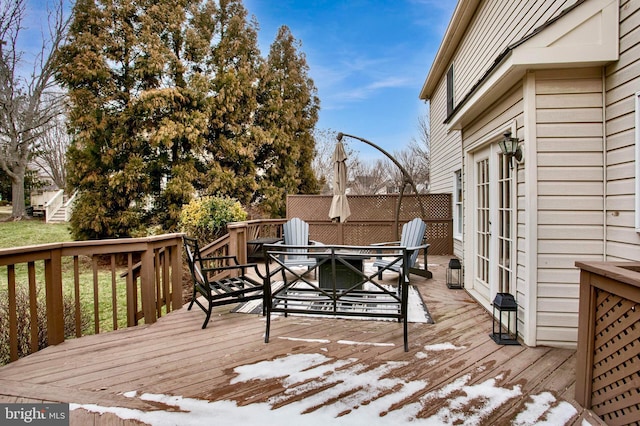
[
  {"left": 428, "top": 64, "right": 464, "bottom": 258},
  {"left": 428, "top": 0, "right": 576, "bottom": 259},
  {"left": 452, "top": 0, "right": 574, "bottom": 109},
  {"left": 429, "top": 78, "right": 462, "bottom": 194},
  {"left": 604, "top": 0, "right": 640, "bottom": 261},
  {"left": 534, "top": 67, "right": 605, "bottom": 347},
  {"left": 423, "top": 0, "right": 631, "bottom": 348}
]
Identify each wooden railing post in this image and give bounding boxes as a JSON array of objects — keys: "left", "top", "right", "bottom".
[
  {"left": 125, "top": 252, "right": 137, "bottom": 327},
  {"left": 575, "top": 268, "right": 596, "bottom": 408},
  {"left": 7, "top": 265, "right": 17, "bottom": 362},
  {"left": 44, "top": 248, "right": 65, "bottom": 345},
  {"left": 140, "top": 245, "right": 157, "bottom": 324},
  {"left": 227, "top": 222, "right": 247, "bottom": 266},
  {"left": 170, "top": 239, "right": 183, "bottom": 310}
]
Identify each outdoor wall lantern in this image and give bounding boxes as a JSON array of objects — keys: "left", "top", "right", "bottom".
[
  {"left": 490, "top": 293, "right": 520, "bottom": 345},
  {"left": 498, "top": 131, "right": 523, "bottom": 168},
  {"left": 446, "top": 258, "right": 463, "bottom": 289}
]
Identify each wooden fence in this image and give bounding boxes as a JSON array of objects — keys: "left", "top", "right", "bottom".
[
  {"left": 574, "top": 261, "right": 640, "bottom": 426},
  {"left": 286, "top": 193, "right": 453, "bottom": 255}
]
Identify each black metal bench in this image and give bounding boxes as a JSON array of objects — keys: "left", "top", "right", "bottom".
[{"left": 263, "top": 244, "right": 412, "bottom": 351}]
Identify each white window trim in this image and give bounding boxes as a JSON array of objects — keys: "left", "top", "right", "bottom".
[
  {"left": 635, "top": 92, "right": 640, "bottom": 232},
  {"left": 453, "top": 169, "right": 463, "bottom": 240}
]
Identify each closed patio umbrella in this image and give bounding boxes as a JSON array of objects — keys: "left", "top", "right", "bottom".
[{"left": 328, "top": 140, "right": 351, "bottom": 223}]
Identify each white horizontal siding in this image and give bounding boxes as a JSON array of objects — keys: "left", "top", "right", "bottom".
[
  {"left": 606, "top": 194, "right": 634, "bottom": 210},
  {"left": 537, "top": 167, "right": 602, "bottom": 181},
  {"left": 452, "top": 0, "right": 573, "bottom": 107},
  {"left": 536, "top": 137, "right": 603, "bottom": 152},
  {"left": 537, "top": 312, "right": 579, "bottom": 328},
  {"left": 537, "top": 320, "right": 579, "bottom": 345},
  {"left": 538, "top": 195, "right": 603, "bottom": 210},
  {"left": 606, "top": 239, "right": 640, "bottom": 260},
  {"left": 606, "top": 211, "right": 634, "bottom": 228},
  {"left": 536, "top": 297, "right": 579, "bottom": 315},
  {"left": 534, "top": 68, "right": 604, "bottom": 348},
  {"left": 538, "top": 253, "right": 603, "bottom": 269},
  {"left": 603, "top": 0, "right": 640, "bottom": 261},
  {"left": 538, "top": 210, "right": 603, "bottom": 225},
  {"left": 537, "top": 225, "right": 604, "bottom": 240},
  {"left": 429, "top": 73, "right": 462, "bottom": 194}
]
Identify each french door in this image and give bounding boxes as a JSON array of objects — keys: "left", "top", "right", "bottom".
[{"left": 473, "top": 145, "right": 514, "bottom": 297}]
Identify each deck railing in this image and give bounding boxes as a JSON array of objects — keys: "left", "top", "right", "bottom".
[
  {"left": 1, "top": 214, "right": 445, "bottom": 365},
  {"left": 0, "top": 233, "right": 184, "bottom": 363},
  {"left": 227, "top": 219, "right": 287, "bottom": 264},
  {"left": 575, "top": 261, "right": 640, "bottom": 426}
]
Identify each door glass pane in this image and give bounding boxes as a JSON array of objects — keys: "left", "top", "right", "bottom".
[{"left": 476, "top": 158, "right": 490, "bottom": 284}]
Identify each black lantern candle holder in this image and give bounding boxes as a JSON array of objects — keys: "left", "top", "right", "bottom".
[
  {"left": 447, "top": 258, "right": 463, "bottom": 289},
  {"left": 490, "top": 293, "right": 520, "bottom": 345}
]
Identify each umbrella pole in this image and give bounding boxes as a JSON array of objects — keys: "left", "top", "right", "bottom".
[{"left": 337, "top": 132, "right": 427, "bottom": 239}]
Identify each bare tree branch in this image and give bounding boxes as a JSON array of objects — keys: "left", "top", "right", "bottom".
[
  {"left": 32, "top": 116, "right": 68, "bottom": 189},
  {"left": 349, "top": 158, "right": 391, "bottom": 195},
  {"left": 312, "top": 128, "right": 360, "bottom": 194},
  {"left": 0, "top": 0, "right": 70, "bottom": 219}
]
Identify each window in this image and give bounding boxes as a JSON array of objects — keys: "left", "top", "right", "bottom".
[
  {"left": 453, "top": 169, "right": 463, "bottom": 239},
  {"left": 446, "top": 64, "right": 454, "bottom": 116},
  {"left": 636, "top": 92, "right": 640, "bottom": 232}
]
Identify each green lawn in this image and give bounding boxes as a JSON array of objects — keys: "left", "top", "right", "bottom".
[
  {"left": 0, "top": 219, "right": 73, "bottom": 249},
  {"left": 0, "top": 218, "right": 131, "bottom": 339}
]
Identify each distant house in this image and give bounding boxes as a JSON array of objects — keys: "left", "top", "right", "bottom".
[{"left": 420, "top": 0, "right": 635, "bottom": 348}]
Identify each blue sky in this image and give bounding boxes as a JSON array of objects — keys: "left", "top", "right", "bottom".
[
  {"left": 245, "top": 0, "right": 457, "bottom": 160},
  {"left": 21, "top": 0, "right": 457, "bottom": 161}
]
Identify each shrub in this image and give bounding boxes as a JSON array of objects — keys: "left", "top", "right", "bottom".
[
  {"left": 178, "top": 195, "right": 247, "bottom": 245},
  {"left": 0, "top": 287, "right": 91, "bottom": 366}
]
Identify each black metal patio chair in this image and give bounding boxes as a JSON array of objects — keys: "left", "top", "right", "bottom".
[{"left": 183, "top": 236, "right": 265, "bottom": 329}]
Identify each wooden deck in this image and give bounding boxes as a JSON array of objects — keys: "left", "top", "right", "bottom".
[{"left": 0, "top": 255, "right": 605, "bottom": 425}]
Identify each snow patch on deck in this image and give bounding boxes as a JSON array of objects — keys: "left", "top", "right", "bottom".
[{"left": 71, "top": 349, "right": 577, "bottom": 425}]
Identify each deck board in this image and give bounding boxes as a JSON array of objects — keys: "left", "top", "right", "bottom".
[{"left": 0, "top": 255, "right": 601, "bottom": 425}]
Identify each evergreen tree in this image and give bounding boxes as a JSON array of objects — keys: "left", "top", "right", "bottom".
[
  {"left": 199, "top": 0, "right": 265, "bottom": 205},
  {"left": 255, "top": 26, "right": 320, "bottom": 217},
  {"left": 57, "top": 0, "right": 209, "bottom": 238},
  {"left": 58, "top": 0, "right": 321, "bottom": 237}
]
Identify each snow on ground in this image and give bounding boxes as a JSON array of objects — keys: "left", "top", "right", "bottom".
[{"left": 71, "top": 342, "right": 577, "bottom": 425}]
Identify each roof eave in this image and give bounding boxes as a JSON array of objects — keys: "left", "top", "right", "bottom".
[
  {"left": 419, "top": 0, "right": 481, "bottom": 101},
  {"left": 445, "top": 0, "right": 619, "bottom": 129}
]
